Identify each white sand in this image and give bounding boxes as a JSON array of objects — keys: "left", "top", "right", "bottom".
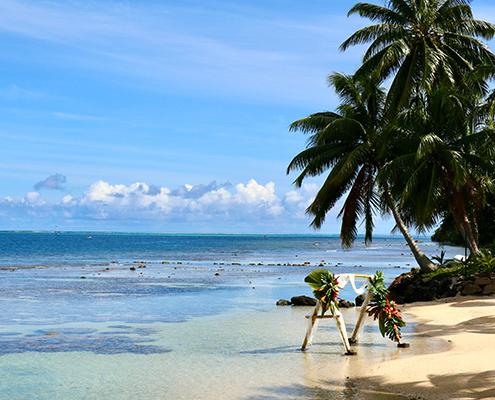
[{"left": 316, "top": 295, "right": 495, "bottom": 399}]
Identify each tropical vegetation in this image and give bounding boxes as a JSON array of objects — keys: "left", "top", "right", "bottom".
[{"left": 288, "top": 0, "right": 495, "bottom": 271}]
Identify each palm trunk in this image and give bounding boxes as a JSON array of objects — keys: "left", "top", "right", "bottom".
[
  {"left": 458, "top": 214, "right": 480, "bottom": 255},
  {"left": 383, "top": 185, "right": 437, "bottom": 273},
  {"left": 472, "top": 215, "right": 479, "bottom": 248},
  {"left": 447, "top": 192, "right": 480, "bottom": 255}
]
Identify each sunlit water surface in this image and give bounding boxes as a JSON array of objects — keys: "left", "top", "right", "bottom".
[{"left": 0, "top": 233, "right": 460, "bottom": 399}]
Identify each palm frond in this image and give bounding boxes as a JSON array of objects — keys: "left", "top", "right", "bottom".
[
  {"left": 417, "top": 133, "right": 444, "bottom": 160},
  {"left": 289, "top": 112, "right": 340, "bottom": 134},
  {"left": 347, "top": 2, "right": 407, "bottom": 24}
]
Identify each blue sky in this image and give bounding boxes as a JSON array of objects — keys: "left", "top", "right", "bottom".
[{"left": 1, "top": 0, "right": 494, "bottom": 234}]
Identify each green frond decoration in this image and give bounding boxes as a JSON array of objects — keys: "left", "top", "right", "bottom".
[
  {"left": 366, "top": 271, "right": 406, "bottom": 343},
  {"left": 304, "top": 270, "right": 340, "bottom": 316}
]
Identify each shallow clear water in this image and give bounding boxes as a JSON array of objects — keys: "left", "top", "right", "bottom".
[{"left": 0, "top": 233, "right": 460, "bottom": 399}]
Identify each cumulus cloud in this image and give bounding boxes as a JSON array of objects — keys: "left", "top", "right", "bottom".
[
  {"left": 72, "top": 179, "right": 287, "bottom": 221},
  {"left": 0, "top": 179, "right": 319, "bottom": 229},
  {"left": 34, "top": 173, "right": 67, "bottom": 190},
  {"left": 24, "top": 191, "right": 41, "bottom": 203}
]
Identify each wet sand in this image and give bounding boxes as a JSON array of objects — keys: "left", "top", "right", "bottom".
[{"left": 314, "top": 295, "right": 495, "bottom": 400}]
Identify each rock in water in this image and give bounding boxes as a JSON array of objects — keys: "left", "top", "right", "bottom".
[
  {"left": 291, "top": 295, "right": 317, "bottom": 306},
  {"left": 338, "top": 299, "right": 355, "bottom": 308}
]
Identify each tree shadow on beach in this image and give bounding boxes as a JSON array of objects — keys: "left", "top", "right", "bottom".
[
  {"left": 242, "top": 378, "right": 413, "bottom": 400},
  {"left": 414, "top": 315, "right": 495, "bottom": 337},
  {"left": 449, "top": 299, "right": 495, "bottom": 308},
  {"left": 243, "top": 370, "right": 495, "bottom": 400},
  {"left": 362, "top": 370, "right": 495, "bottom": 400}
]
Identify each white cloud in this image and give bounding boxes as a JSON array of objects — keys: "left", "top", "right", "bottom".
[
  {"left": 62, "top": 195, "right": 73, "bottom": 204},
  {"left": 24, "top": 191, "right": 41, "bottom": 204},
  {"left": 75, "top": 179, "right": 288, "bottom": 221},
  {"left": 0, "top": 179, "right": 319, "bottom": 228}
]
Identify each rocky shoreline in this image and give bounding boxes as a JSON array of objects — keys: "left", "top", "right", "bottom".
[{"left": 388, "top": 270, "right": 495, "bottom": 303}]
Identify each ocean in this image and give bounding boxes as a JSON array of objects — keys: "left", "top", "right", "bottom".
[{"left": 0, "top": 232, "right": 460, "bottom": 399}]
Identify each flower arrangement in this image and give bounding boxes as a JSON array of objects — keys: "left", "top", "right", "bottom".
[
  {"left": 367, "top": 271, "right": 406, "bottom": 344},
  {"left": 304, "top": 269, "right": 340, "bottom": 316},
  {"left": 304, "top": 269, "right": 407, "bottom": 345}
]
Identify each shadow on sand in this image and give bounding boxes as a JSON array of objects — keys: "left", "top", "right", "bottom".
[
  {"left": 243, "top": 370, "right": 495, "bottom": 400},
  {"left": 361, "top": 370, "right": 495, "bottom": 400},
  {"left": 242, "top": 378, "right": 414, "bottom": 400}
]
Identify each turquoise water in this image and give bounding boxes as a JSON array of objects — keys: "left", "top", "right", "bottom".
[{"left": 0, "top": 232, "right": 460, "bottom": 399}]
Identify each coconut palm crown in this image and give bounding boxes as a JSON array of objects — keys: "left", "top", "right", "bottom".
[
  {"left": 287, "top": 73, "right": 385, "bottom": 247},
  {"left": 340, "top": 0, "right": 495, "bottom": 114},
  {"left": 380, "top": 85, "right": 495, "bottom": 254},
  {"left": 288, "top": 72, "right": 437, "bottom": 271}
]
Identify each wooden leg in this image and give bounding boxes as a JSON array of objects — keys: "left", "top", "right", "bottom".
[
  {"left": 335, "top": 310, "right": 356, "bottom": 355},
  {"left": 350, "top": 289, "right": 372, "bottom": 343},
  {"left": 301, "top": 302, "right": 321, "bottom": 351}
]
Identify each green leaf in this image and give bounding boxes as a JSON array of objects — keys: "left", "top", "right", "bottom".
[
  {"left": 304, "top": 269, "right": 330, "bottom": 290},
  {"left": 378, "top": 317, "right": 386, "bottom": 337}
]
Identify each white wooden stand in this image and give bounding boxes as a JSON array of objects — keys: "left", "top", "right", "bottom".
[{"left": 301, "top": 274, "right": 372, "bottom": 355}]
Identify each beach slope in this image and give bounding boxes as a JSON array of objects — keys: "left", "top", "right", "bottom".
[{"left": 359, "top": 296, "right": 495, "bottom": 399}]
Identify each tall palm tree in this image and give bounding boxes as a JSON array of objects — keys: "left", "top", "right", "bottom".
[
  {"left": 380, "top": 84, "right": 495, "bottom": 254},
  {"left": 288, "top": 72, "right": 437, "bottom": 272},
  {"left": 340, "top": 0, "right": 495, "bottom": 115}
]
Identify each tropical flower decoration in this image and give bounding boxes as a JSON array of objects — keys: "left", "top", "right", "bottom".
[
  {"left": 367, "top": 271, "right": 406, "bottom": 344},
  {"left": 304, "top": 269, "right": 340, "bottom": 316}
]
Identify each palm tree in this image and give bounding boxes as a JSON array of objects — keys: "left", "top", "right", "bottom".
[
  {"left": 288, "top": 72, "right": 437, "bottom": 272},
  {"left": 340, "top": 0, "right": 495, "bottom": 115},
  {"left": 380, "top": 84, "right": 495, "bottom": 254}
]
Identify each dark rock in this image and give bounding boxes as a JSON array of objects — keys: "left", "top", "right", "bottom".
[
  {"left": 388, "top": 272, "right": 414, "bottom": 296},
  {"left": 338, "top": 299, "right": 355, "bottom": 308},
  {"left": 462, "top": 283, "right": 482, "bottom": 296},
  {"left": 437, "top": 279, "right": 456, "bottom": 298},
  {"left": 355, "top": 293, "right": 378, "bottom": 306},
  {"left": 276, "top": 299, "right": 291, "bottom": 306},
  {"left": 291, "top": 295, "right": 317, "bottom": 306},
  {"left": 474, "top": 277, "right": 492, "bottom": 286},
  {"left": 355, "top": 294, "right": 366, "bottom": 306},
  {"left": 426, "top": 279, "right": 439, "bottom": 288},
  {"left": 482, "top": 285, "right": 495, "bottom": 295},
  {"left": 389, "top": 293, "right": 405, "bottom": 304}
]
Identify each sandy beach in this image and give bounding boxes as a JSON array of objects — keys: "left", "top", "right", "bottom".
[{"left": 315, "top": 295, "right": 495, "bottom": 400}]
